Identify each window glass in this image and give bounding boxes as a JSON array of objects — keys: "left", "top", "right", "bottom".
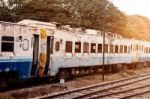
[
  {"left": 91, "top": 43, "right": 96, "bottom": 53},
  {"left": 65, "top": 41, "right": 72, "bottom": 53},
  {"left": 55, "top": 41, "right": 60, "bottom": 51},
  {"left": 115, "top": 45, "right": 118, "bottom": 53},
  {"left": 124, "top": 46, "right": 127, "bottom": 53},
  {"left": 147, "top": 47, "right": 149, "bottom": 53},
  {"left": 98, "top": 44, "right": 102, "bottom": 53},
  {"left": 110, "top": 45, "right": 113, "bottom": 53},
  {"left": 120, "top": 45, "right": 123, "bottom": 53},
  {"left": 83, "top": 43, "right": 89, "bottom": 53},
  {"left": 1, "top": 36, "right": 14, "bottom": 52},
  {"left": 75, "top": 42, "right": 81, "bottom": 53}
]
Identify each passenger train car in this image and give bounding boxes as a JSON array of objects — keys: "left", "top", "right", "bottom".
[{"left": 1, "top": 19, "right": 150, "bottom": 82}]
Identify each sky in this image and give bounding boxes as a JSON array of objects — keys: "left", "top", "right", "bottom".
[{"left": 112, "top": 0, "right": 150, "bottom": 19}]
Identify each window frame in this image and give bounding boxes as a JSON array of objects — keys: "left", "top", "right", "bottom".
[
  {"left": 124, "top": 46, "right": 127, "bottom": 53},
  {"left": 55, "top": 41, "right": 60, "bottom": 52},
  {"left": 98, "top": 44, "right": 102, "bottom": 53},
  {"left": 65, "top": 41, "right": 73, "bottom": 53},
  {"left": 1, "top": 36, "right": 14, "bottom": 52},
  {"left": 110, "top": 44, "right": 114, "bottom": 53},
  {"left": 75, "top": 42, "right": 81, "bottom": 53},
  {"left": 115, "top": 45, "right": 118, "bottom": 53},
  {"left": 83, "top": 42, "right": 89, "bottom": 53},
  {"left": 91, "top": 43, "right": 96, "bottom": 53},
  {"left": 120, "top": 45, "right": 123, "bottom": 53}
]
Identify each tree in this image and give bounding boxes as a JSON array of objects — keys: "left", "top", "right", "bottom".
[{"left": 0, "top": 0, "right": 129, "bottom": 40}]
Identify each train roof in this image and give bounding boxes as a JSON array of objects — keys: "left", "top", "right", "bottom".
[
  {"left": 18, "top": 19, "right": 56, "bottom": 29},
  {"left": 0, "top": 20, "right": 37, "bottom": 28}
]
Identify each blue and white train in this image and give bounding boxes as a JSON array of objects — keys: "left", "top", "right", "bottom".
[{"left": 0, "top": 19, "right": 150, "bottom": 82}]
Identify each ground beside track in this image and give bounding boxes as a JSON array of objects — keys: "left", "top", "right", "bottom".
[{"left": 1, "top": 66, "right": 150, "bottom": 99}]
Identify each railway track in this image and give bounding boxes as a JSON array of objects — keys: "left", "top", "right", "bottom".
[
  {"left": 0, "top": 77, "right": 55, "bottom": 93},
  {"left": 0, "top": 74, "right": 94, "bottom": 93},
  {"left": 37, "top": 73, "right": 150, "bottom": 99}
]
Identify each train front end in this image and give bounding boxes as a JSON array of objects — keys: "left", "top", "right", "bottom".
[{"left": 0, "top": 22, "right": 33, "bottom": 82}]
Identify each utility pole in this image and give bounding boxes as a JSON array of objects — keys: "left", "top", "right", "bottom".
[{"left": 102, "top": 0, "right": 112, "bottom": 81}]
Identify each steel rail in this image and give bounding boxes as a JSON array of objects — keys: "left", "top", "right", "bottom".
[
  {"left": 38, "top": 73, "right": 150, "bottom": 99},
  {"left": 88, "top": 84, "right": 150, "bottom": 99},
  {"left": 73, "top": 76, "right": 150, "bottom": 99},
  {"left": 120, "top": 89, "right": 150, "bottom": 99}
]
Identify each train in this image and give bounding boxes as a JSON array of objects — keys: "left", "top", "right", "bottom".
[{"left": 1, "top": 19, "right": 150, "bottom": 83}]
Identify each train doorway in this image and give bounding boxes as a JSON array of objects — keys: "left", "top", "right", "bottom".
[
  {"left": 44, "top": 36, "right": 53, "bottom": 75},
  {"left": 31, "top": 35, "right": 39, "bottom": 76}
]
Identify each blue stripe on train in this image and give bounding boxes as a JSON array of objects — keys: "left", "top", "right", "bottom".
[{"left": 0, "top": 60, "right": 32, "bottom": 80}]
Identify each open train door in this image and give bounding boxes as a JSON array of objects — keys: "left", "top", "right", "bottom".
[
  {"left": 44, "top": 36, "right": 53, "bottom": 75},
  {"left": 31, "top": 35, "right": 39, "bottom": 76}
]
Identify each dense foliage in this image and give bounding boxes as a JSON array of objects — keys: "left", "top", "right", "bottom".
[
  {"left": 0, "top": 0, "right": 150, "bottom": 40},
  {"left": 124, "top": 15, "right": 150, "bottom": 40}
]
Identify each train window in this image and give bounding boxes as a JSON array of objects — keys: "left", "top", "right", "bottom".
[
  {"left": 115, "top": 45, "right": 118, "bottom": 53},
  {"left": 120, "top": 45, "right": 123, "bottom": 53},
  {"left": 1, "top": 36, "right": 14, "bottom": 52},
  {"left": 98, "top": 44, "right": 102, "bottom": 53},
  {"left": 55, "top": 41, "right": 60, "bottom": 51},
  {"left": 147, "top": 47, "right": 149, "bottom": 53},
  {"left": 104, "top": 44, "right": 108, "bottom": 53},
  {"left": 91, "top": 43, "right": 96, "bottom": 53},
  {"left": 110, "top": 45, "right": 114, "bottom": 53},
  {"left": 65, "top": 41, "right": 72, "bottom": 53},
  {"left": 83, "top": 43, "right": 89, "bottom": 53},
  {"left": 124, "top": 46, "right": 127, "bottom": 53},
  {"left": 75, "top": 42, "right": 81, "bottom": 53}
]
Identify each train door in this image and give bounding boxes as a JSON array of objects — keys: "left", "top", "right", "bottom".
[
  {"left": 44, "top": 36, "right": 53, "bottom": 75},
  {"left": 31, "top": 35, "right": 39, "bottom": 76}
]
